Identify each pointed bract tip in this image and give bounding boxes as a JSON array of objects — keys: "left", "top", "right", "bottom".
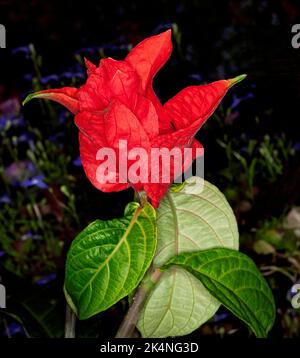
[
  {"left": 165, "top": 29, "right": 172, "bottom": 38},
  {"left": 22, "top": 93, "right": 36, "bottom": 106},
  {"left": 228, "top": 74, "right": 247, "bottom": 87},
  {"left": 158, "top": 29, "right": 172, "bottom": 38}
]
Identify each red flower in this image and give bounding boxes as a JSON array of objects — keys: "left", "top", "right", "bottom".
[{"left": 23, "top": 30, "right": 245, "bottom": 207}]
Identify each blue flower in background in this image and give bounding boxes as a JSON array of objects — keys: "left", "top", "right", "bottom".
[
  {"left": 213, "top": 311, "right": 230, "bottom": 322},
  {"left": 12, "top": 45, "right": 31, "bottom": 59},
  {"left": 188, "top": 73, "right": 203, "bottom": 82},
  {"left": 23, "top": 73, "right": 34, "bottom": 82},
  {"left": 40, "top": 74, "right": 60, "bottom": 84},
  {"left": 60, "top": 71, "right": 84, "bottom": 80},
  {"left": 0, "top": 194, "right": 11, "bottom": 205},
  {"left": 6, "top": 322, "right": 24, "bottom": 336},
  {"left": 21, "top": 230, "right": 41, "bottom": 241},
  {"left": 58, "top": 110, "right": 70, "bottom": 124},
  {"left": 77, "top": 47, "right": 95, "bottom": 54},
  {"left": 231, "top": 93, "right": 254, "bottom": 109},
  {"left": 35, "top": 273, "right": 57, "bottom": 286},
  {"left": 17, "top": 132, "right": 34, "bottom": 144},
  {"left": 72, "top": 155, "right": 82, "bottom": 167},
  {"left": 20, "top": 175, "right": 49, "bottom": 189},
  {"left": 294, "top": 142, "right": 300, "bottom": 151},
  {"left": 48, "top": 132, "right": 64, "bottom": 142},
  {"left": 0, "top": 116, "right": 26, "bottom": 131}
]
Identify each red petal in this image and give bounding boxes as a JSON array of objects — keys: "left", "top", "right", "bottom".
[
  {"left": 147, "top": 89, "right": 173, "bottom": 134},
  {"left": 144, "top": 136, "right": 204, "bottom": 207},
  {"left": 79, "top": 132, "right": 130, "bottom": 192},
  {"left": 23, "top": 87, "right": 79, "bottom": 114},
  {"left": 126, "top": 30, "right": 173, "bottom": 133},
  {"left": 75, "top": 111, "right": 107, "bottom": 147},
  {"left": 104, "top": 100, "right": 150, "bottom": 150},
  {"left": 78, "top": 72, "right": 109, "bottom": 111},
  {"left": 101, "top": 58, "right": 141, "bottom": 108},
  {"left": 78, "top": 58, "right": 141, "bottom": 111},
  {"left": 126, "top": 30, "right": 172, "bottom": 92},
  {"left": 84, "top": 58, "right": 97, "bottom": 76},
  {"left": 134, "top": 96, "right": 159, "bottom": 139},
  {"left": 164, "top": 76, "right": 246, "bottom": 131}
]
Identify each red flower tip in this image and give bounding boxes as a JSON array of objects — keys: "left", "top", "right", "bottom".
[
  {"left": 84, "top": 58, "right": 96, "bottom": 75},
  {"left": 126, "top": 29, "right": 172, "bottom": 92},
  {"left": 228, "top": 74, "right": 247, "bottom": 88},
  {"left": 23, "top": 87, "right": 79, "bottom": 114}
]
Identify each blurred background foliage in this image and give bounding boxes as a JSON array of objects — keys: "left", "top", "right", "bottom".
[{"left": 0, "top": 0, "right": 300, "bottom": 337}]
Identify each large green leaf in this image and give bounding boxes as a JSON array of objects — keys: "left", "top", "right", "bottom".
[
  {"left": 137, "top": 266, "right": 220, "bottom": 337},
  {"left": 154, "top": 178, "right": 239, "bottom": 267},
  {"left": 137, "top": 178, "right": 239, "bottom": 337},
  {"left": 64, "top": 202, "right": 156, "bottom": 320},
  {"left": 164, "top": 248, "right": 276, "bottom": 337}
]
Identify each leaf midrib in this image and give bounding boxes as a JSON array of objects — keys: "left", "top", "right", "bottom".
[
  {"left": 166, "top": 192, "right": 179, "bottom": 255},
  {"left": 77, "top": 206, "right": 142, "bottom": 299}
]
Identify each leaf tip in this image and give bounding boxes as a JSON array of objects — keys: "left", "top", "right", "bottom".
[
  {"left": 22, "top": 93, "right": 35, "bottom": 106},
  {"left": 228, "top": 74, "right": 247, "bottom": 88}
]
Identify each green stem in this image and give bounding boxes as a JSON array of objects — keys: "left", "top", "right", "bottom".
[
  {"left": 134, "top": 191, "right": 148, "bottom": 206},
  {"left": 65, "top": 304, "right": 76, "bottom": 338},
  {"left": 115, "top": 268, "right": 162, "bottom": 338}
]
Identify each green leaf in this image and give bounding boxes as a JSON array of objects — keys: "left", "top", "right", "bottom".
[
  {"left": 164, "top": 248, "right": 276, "bottom": 337},
  {"left": 137, "top": 267, "right": 220, "bottom": 338},
  {"left": 137, "top": 178, "right": 239, "bottom": 337},
  {"left": 154, "top": 178, "right": 239, "bottom": 268},
  {"left": 64, "top": 202, "right": 157, "bottom": 320}
]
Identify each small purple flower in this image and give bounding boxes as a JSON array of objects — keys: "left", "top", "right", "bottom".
[
  {"left": 4, "top": 161, "right": 37, "bottom": 187},
  {"left": 0, "top": 194, "right": 11, "bottom": 205},
  {"left": 17, "top": 133, "right": 33, "bottom": 144},
  {"left": 21, "top": 231, "right": 40, "bottom": 241},
  {"left": 72, "top": 155, "right": 82, "bottom": 167},
  {"left": 25, "top": 161, "right": 36, "bottom": 172},
  {"left": 293, "top": 142, "right": 300, "bottom": 151},
  {"left": 6, "top": 322, "right": 23, "bottom": 336},
  {"left": 48, "top": 132, "right": 64, "bottom": 142},
  {"left": 231, "top": 93, "right": 254, "bottom": 109},
  {"left": 21, "top": 175, "right": 49, "bottom": 189},
  {"left": 0, "top": 117, "right": 9, "bottom": 130},
  {"left": 12, "top": 117, "right": 26, "bottom": 128},
  {"left": 58, "top": 110, "right": 69, "bottom": 124},
  {"left": 60, "top": 71, "right": 85, "bottom": 80},
  {"left": 40, "top": 74, "right": 60, "bottom": 84},
  {"left": 0, "top": 251, "right": 5, "bottom": 258},
  {"left": 12, "top": 45, "right": 31, "bottom": 57},
  {"left": 188, "top": 73, "right": 203, "bottom": 82},
  {"left": 213, "top": 311, "right": 230, "bottom": 322},
  {"left": 77, "top": 47, "right": 95, "bottom": 54},
  {"left": 35, "top": 273, "right": 57, "bottom": 285},
  {"left": 23, "top": 73, "right": 34, "bottom": 81},
  {"left": 0, "top": 116, "right": 26, "bottom": 131}
]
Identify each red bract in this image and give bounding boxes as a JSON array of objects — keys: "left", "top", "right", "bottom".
[{"left": 23, "top": 30, "right": 246, "bottom": 207}]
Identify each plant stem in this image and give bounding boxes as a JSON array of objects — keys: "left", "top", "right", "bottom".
[
  {"left": 115, "top": 268, "right": 162, "bottom": 338},
  {"left": 134, "top": 191, "right": 148, "bottom": 206},
  {"left": 65, "top": 304, "right": 76, "bottom": 338}
]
